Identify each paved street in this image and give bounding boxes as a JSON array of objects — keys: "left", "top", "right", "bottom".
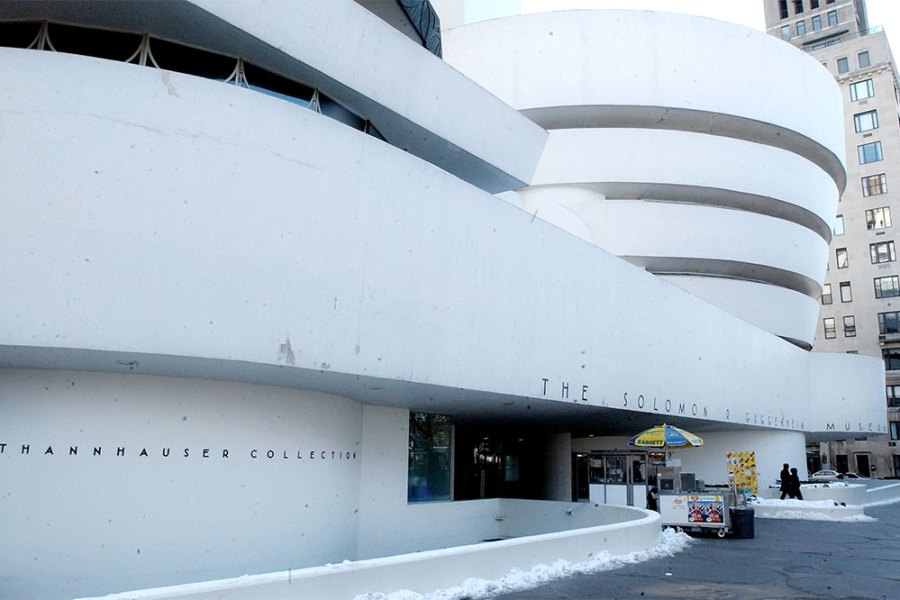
[{"left": 493, "top": 501, "right": 900, "bottom": 600}]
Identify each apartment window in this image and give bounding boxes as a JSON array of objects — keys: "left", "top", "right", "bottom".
[
  {"left": 796, "top": 20, "right": 807, "bottom": 35},
  {"left": 850, "top": 79, "right": 874, "bottom": 101},
  {"left": 854, "top": 110, "right": 878, "bottom": 132},
  {"left": 811, "top": 0, "right": 820, "bottom": 7},
  {"left": 779, "top": 0, "right": 789, "bottom": 19},
  {"left": 879, "top": 311, "right": 900, "bottom": 334},
  {"left": 870, "top": 241, "right": 896, "bottom": 264},
  {"left": 838, "top": 281, "right": 852, "bottom": 302},
  {"left": 821, "top": 283, "right": 833, "bottom": 305},
  {"left": 828, "top": 10, "right": 838, "bottom": 26},
  {"left": 875, "top": 275, "right": 900, "bottom": 298},
  {"left": 811, "top": 15, "right": 822, "bottom": 30},
  {"left": 888, "top": 386, "right": 900, "bottom": 408},
  {"left": 833, "top": 215, "right": 844, "bottom": 236},
  {"left": 824, "top": 317, "right": 836, "bottom": 339},
  {"left": 862, "top": 173, "right": 887, "bottom": 196},
  {"left": 891, "top": 421, "right": 900, "bottom": 438},
  {"left": 866, "top": 206, "right": 892, "bottom": 229},
  {"left": 883, "top": 348, "right": 900, "bottom": 370},
  {"left": 859, "top": 51, "right": 870, "bottom": 68},
  {"left": 843, "top": 315, "right": 856, "bottom": 337},
  {"left": 837, "top": 57, "right": 849, "bottom": 73},
  {"left": 794, "top": 0, "right": 804, "bottom": 13},
  {"left": 781, "top": 25, "right": 791, "bottom": 39},
  {"left": 836, "top": 247, "right": 849, "bottom": 268},
  {"left": 858, "top": 141, "right": 883, "bottom": 164}
]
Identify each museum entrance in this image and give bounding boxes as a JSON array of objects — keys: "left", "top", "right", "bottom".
[{"left": 454, "top": 428, "right": 544, "bottom": 501}]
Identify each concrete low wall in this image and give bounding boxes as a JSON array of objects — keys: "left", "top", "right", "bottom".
[
  {"left": 753, "top": 503, "right": 866, "bottom": 520},
  {"left": 81, "top": 500, "right": 660, "bottom": 600},
  {"left": 757, "top": 483, "right": 867, "bottom": 505}
]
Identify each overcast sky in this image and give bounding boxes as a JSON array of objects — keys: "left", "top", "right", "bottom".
[{"left": 467, "top": 1, "right": 900, "bottom": 51}]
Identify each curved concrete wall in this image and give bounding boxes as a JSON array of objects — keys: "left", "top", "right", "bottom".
[
  {"left": 443, "top": 11, "right": 845, "bottom": 346},
  {"left": 0, "top": 48, "right": 881, "bottom": 437},
  {"left": 443, "top": 10, "right": 845, "bottom": 185},
  {"left": 0, "top": 0, "right": 547, "bottom": 192}
]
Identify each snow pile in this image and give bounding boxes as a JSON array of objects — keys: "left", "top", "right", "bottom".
[
  {"left": 354, "top": 529, "right": 692, "bottom": 600},
  {"left": 750, "top": 498, "right": 875, "bottom": 522}
]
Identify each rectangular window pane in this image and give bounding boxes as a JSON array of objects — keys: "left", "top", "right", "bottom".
[
  {"left": 794, "top": 0, "right": 803, "bottom": 13},
  {"left": 797, "top": 20, "right": 807, "bottom": 35},
  {"left": 821, "top": 283, "right": 833, "bottom": 305},
  {"left": 884, "top": 385, "right": 900, "bottom": 410},
  {"left": 781, "top": 25, "right": 791, "bottom": 39},
  {"left": 859, "top": 51, "right": 870, "bottom": 68},
  {"left": 879, "top": 311, "right": 900, "bottom": 334},
  {"left": 408, "top": 413, "right": 451, "bottom": 502},
  {"left": 850, "top": 79, "right": 874, "bottom": 101},
  {"left": 858, "top": 141, "right": 883, "bottom": 164},
  {"left": 824, "top": 317, "right": 836, "bottom": 339},
  {"left": 862, "top": 174, "right": 887, "bottom": 196},
  {"left": 837, "top": 56, "right": 849, "bottom": 73},
  {"left": 840, "top": 281, "right": 852, "bottom": 302},
  {"left": 870, "top": 241, "right": 896, "bottom": 264},
  {"left": 874, "top": 275, "right": 900, "bottom": 298},
  {"left": 866, "top": 206, "right": 892, "bottom": 229},
  {"left": 836, "top": 247, "right": 849, "bottom": 268},
  {"left": 828, "top": 10, "right": 838, "bottom": 26},
  {"left": 854, "top": 110, "right": 879, "bottom": 132},
  {"left": 812, "top": 15, "right": 822, "bottom": 30},
  {"left": 883, "top": 348, "right": 900, "bottom": 370},
  {"left": 843, "top": 315, "right": 856, "bottom": 337},
  {"left": 833, "top": 215, "right": 844, "bottom": 235}
]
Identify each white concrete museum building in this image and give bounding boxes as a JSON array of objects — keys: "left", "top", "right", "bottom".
[{"left": 0, "top": 0, "right": 887, "bottom": 598}]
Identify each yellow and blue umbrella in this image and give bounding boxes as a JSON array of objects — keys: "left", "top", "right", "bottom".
[{"left": 627, "top": 423, "right": 703, "bottom": 448}]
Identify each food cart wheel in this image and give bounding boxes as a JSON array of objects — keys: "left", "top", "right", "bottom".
[{"left": 716, "top": 528, "right": 727, "bottom": 538}]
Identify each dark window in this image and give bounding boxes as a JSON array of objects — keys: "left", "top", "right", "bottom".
[
  {"left": 0, "top": 21, "right": 43, "bottom": 49},
  {"left": 875, "top": 275, "right": 900, "bottom": 298},
  {"left": 794, "top": 0, "right": 804, "bottom": 14},
  {"left": 886, "top": 385, "right": 900, "bottom": 408},
  {"left": 883, "top": 348, "right": 900, "bottom": 370},
  {"left": 408, "top": 413, "right": 451, "bottom": 502},
  {"left": 810, "top": 0, "right": 820, "bottom": 7},
  {"left": 43, "top": 22, "right": 143, "bottom": 62},
  {"left": 780, "top": 0, "right": 789, "bottom": 19},
  {"left": 879, "top": 311, "right": 900, "bottom": 334}
]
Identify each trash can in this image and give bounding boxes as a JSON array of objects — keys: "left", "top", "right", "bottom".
[{"left": 729, "top": 505, "right": 755, "bottom": 539}]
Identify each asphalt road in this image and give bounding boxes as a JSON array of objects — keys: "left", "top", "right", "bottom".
[{"left": 492, "top": 501, "right": 900, "bottom": 600}]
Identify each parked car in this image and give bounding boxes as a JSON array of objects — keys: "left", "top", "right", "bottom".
[
  {"left": 809, "top": 469, "right": 839, "bottom": 482},
  {"left": 837, "top": 472, "right": 869, "bottom": 480}
]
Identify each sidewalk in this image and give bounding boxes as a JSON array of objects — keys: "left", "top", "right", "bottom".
[{"left": 493, "top": 500, "right": 900, "bottom": 599}]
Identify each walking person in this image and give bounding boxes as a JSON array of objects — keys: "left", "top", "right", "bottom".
[
  {"left": 779, "top": 463, "right": 791, "bottom": 499},
  {"left": 788, "top": 467, "right": 804, "bottom": 500}
]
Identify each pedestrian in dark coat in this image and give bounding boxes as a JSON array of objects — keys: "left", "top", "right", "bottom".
[
  {"left": 779, "top": 463, "right": 791, "bottom": 499},
  {"left": 788, "top": 467, "right": 804, "bottom": 500}
]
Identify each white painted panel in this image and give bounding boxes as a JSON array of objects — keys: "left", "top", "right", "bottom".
[{"left": 0, "top": 370, "right": 362, "bottom": 599}]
